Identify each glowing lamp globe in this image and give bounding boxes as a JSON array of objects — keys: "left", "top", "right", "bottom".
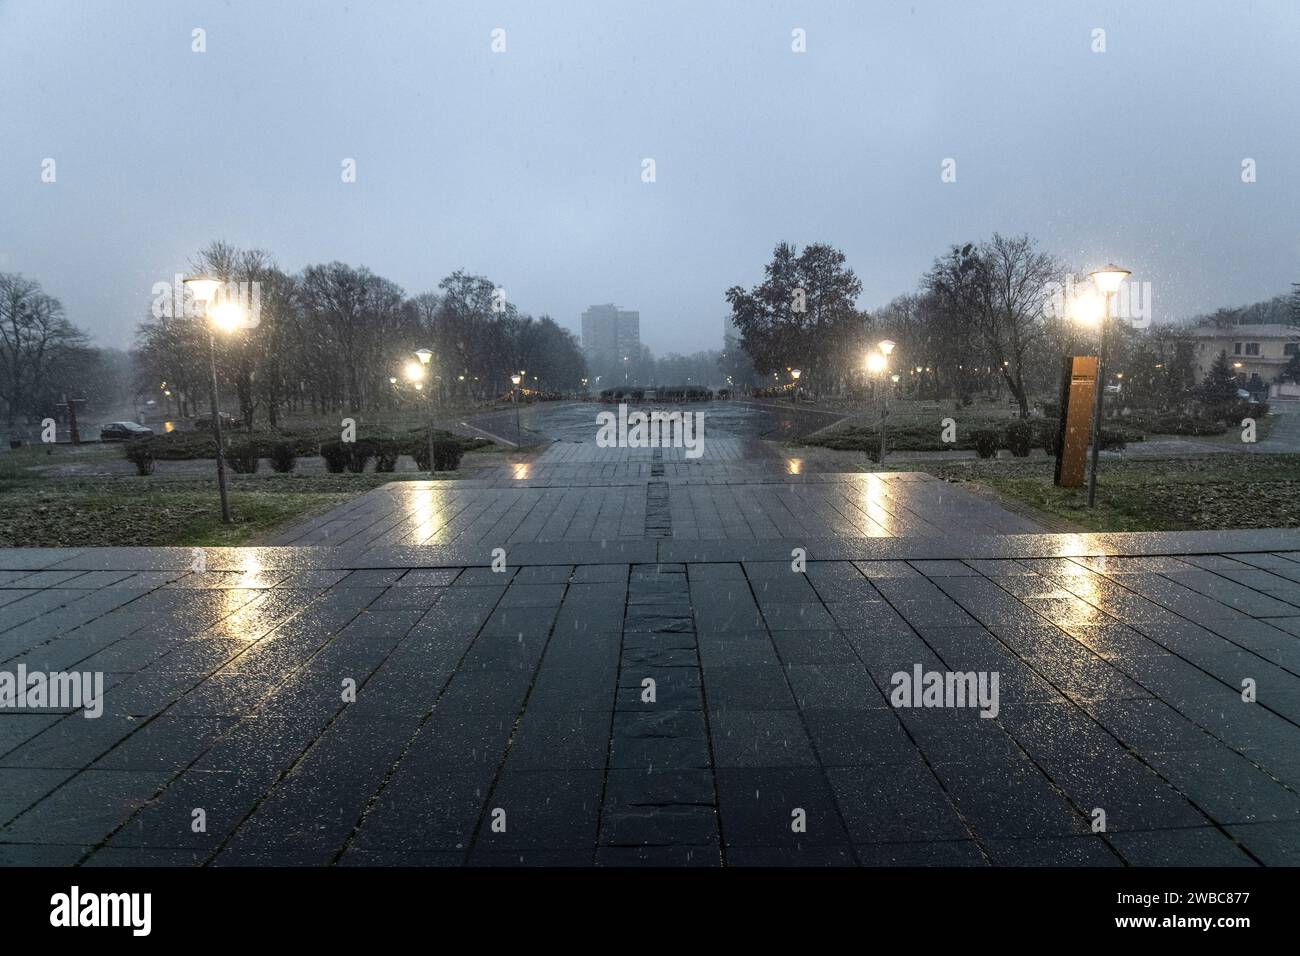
[
  {"left": 183, "top": 276, "right": 221, "bottom": 303},
  {"left": 1089, "top": 264, "right": 1131, "bottom": 294}
]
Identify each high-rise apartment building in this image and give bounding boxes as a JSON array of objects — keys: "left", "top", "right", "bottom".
[{"left": 581, "top": 304, "right": 640, "bottom": 362}]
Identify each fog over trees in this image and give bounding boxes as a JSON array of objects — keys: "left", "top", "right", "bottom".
[
  {"left": 133, "top": 243, "right": 588, "bottom": 430},
  {"left": 2, "top": 233, "right": 1297, "bottom": 439},
  {"left": 726, "top": 234, "right": 1300, "bottom": 415},
  {"left": 0, "top": 272, "right": 130, "bottom": 435}
]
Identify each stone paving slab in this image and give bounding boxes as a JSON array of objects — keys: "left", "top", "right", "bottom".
[
  {"left": 267, "top": 472, "right": 1044, "bottom": 549},
  {"left": 3, "top": 536, "right": 1300, "bottom": 866},
  {"left": 4, "top": 529, "right": 1300, "bottom": 573}
]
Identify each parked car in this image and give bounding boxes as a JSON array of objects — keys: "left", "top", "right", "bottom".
[{"left": 100, "top": 421, "right": 154, "bottom": 441}]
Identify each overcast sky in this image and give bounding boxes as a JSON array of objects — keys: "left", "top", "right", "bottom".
[{"left": 3, "top": 0, "right": 1298, "bottom": 354}]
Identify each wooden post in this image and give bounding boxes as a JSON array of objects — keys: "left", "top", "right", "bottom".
[{"left": 1054, "top": 356, "right": 1097, "bottom": 488}]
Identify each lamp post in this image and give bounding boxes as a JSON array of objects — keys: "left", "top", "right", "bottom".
[
  {"left": 878, "top": 341, "right": 895, "bottom": 464},
  {"left": 405, "top": 355, "right": 433, "bottom": 472},
  {"left": 1085, "top": 264, "right": 1130, "bottom": 508},
  {"left": 790, "top": 368, "right": 801, "bottom": 403},
  {"left": 865, "top": 339, "right": 895, "bottom": 466},
  {"left": 510, "top": 373, "right": 523, "bottom": 445},
  {"left": 415, "top": 348, "right": 434, "bottom": 470},
  {"left": 184, "top": 276, "right": 238, "bottom": 524}
]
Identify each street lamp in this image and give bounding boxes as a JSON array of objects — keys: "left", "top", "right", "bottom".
[
  {"left": 866, "top": 341, "right": 893, "bottom": 465},
  {"left": 510, "top": 372, "right": 523, "bottom": 445},
  {"left": 184, "top": 276, "right": 239, "bottom": 524},
  {"left": 415, "top": 348, "right": 434, "bottom": 397},
  {"left": 408, "top": 352, "right": 435, "bottom": 473},
  {"left": 791, "top": 368, "right": 801, "bottom": 404},
  {"left": 1083, "top": 263, "right": 1131, "bottom": 508}
]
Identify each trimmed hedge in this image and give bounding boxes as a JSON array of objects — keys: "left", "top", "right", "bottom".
[
  {"left": 373, "top": 441, "right": 400, "bottom": 473},
  {"left": 125, "top": 442, "right": 155, "bottom": 476},
  {"left": 125, "top": 426, "right": 489, "bottom": 463},
  {"left": 227, "top": 443, "right": 261, "bottom": 474},
  {"left": 813, "top": 416, "right": 1147, "bottom": 458},
  {"left": 971, "top": 429, "right": 999, "bottom": 459},
  {"left": 344, "top": 442, "right": 372, "bottom": 474},
  {"left": 433, "top": 439, "right": 464, "bottom": 471},
  {"left": 268, "top": 442, "right": 297, "bottom": 473},
  {"left": 320, "top": 440, "right": 350, "bottom": 473},
  {"left": 1005, "top": 420, "right": 1034, "bottom": 458}
]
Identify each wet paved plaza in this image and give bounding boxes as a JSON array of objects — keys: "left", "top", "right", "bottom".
[{"left": 3, "top": 423, "right": 1300, "bottom": 866}]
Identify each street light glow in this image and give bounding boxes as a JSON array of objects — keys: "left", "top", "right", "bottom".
[
  {"left": 208, "top": 300, "right": 245, "bottom": 334},
  {"left": 404, "top": 361, "right": 424, "bottom": 382},
  {"left": 865, "top": 352, "right": 887, "bottom": 374},
  {"left": 415, "top": 348, "right": 433, "bottom": 366},
  {"left": 1069, "top": 289, "right": 1105, "bottom": 325},
  {"left": 878, "top": 339, "right": 896, "bottom": 356}
]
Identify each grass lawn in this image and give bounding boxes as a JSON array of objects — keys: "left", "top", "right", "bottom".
[
  {"left": 0, "top": 447, "right": 463, "bottom": 548},
  {"left": 909, "top": 454, "right": 1300, "bottom": 533}
]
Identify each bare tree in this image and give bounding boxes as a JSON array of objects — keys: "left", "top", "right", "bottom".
[
  {"left": 926, "top": 234, "right": 1061, "bottom": 417},
  {"left": 0, "top": 273, "right": 89, "bottom": 434}
]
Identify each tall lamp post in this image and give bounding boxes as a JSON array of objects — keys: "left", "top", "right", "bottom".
[
  {"left": 790, "top": 368, "right": 801, "bottom": 403},
  {"left": 1085, "top": 265, "right": 1130, "bottom": 508},
  {"left": 866, "top": 339, "right": 895, "bottom": 465},
  {"left": 415, "top": 348, "right": 434, "bottom": 471},
  {"left": 510, "top": 373, "right": 523, "bottom": 445},
  {"left": 184, "top": 276, "right": 241, "bottom": 524},
  {"left": 404, "top": 357, "right": 431, "bottom": 471}
]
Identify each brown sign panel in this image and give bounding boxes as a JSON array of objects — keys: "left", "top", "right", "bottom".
[{"left": 1053, "top": 355, "right": 1097, "bottom": 488}]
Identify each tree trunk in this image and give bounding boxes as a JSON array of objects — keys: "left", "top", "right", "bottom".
[{"left": 1003, "top": 369, "right": 1029, "bottom": 418}]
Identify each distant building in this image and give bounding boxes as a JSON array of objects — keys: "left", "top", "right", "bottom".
[
  {"left": 720, "top": 313, "right": 755, "bottom": 390},
  {"left": 722, "top": 314, "right": 741, "bottom": 352},
  {"left": 1185, "top": 323, "right": 1300, "bottom": 397},
  {"left": 581, "top": 304, "right": 640, "bottom": 363}
]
